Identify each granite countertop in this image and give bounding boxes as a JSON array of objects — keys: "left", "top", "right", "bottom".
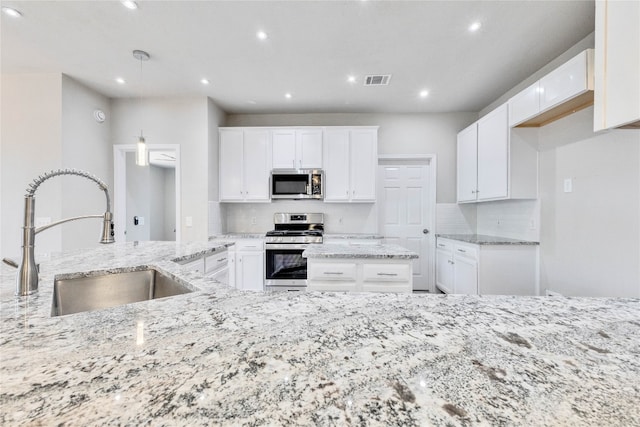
[
  {"left": 303, "top": 243, "right": 419, "bottom": 260},
  {"left": 209, "top": 233, "right": 265, "bottom": 240},
  {"left": 1, "top": 242, "right": 639, "bottom": 426},
  {"left": 437, "top": 234, "right": 540, "bottom": 245}
]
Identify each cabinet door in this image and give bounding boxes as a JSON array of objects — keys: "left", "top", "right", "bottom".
[
  {"left": 272, "top": 129, "right": 296, "bottom": 169},
  {"left": 238, "top": 251, "right": 264, "bottom": 291},
  {"left": 456, "top": 123, "right": 478, "bottom": 203},
  {"left": 453, "top": 255, "right": 478, "bottom": 295},
  {"left": 477, "top": 104, "right": 509, "bottom": 201},
  {"left": 509, "top": 82, "right": 540, "bottom": 127},
  {"left": 297, "top": 129, "right": 323, "bottom": 169},
  {"left": 539, "top": 50, "right": 589, "bottom": 111},
  {"left": 243, "top": 130, "right": 271, "bottom": 201},
  {"left": 350, "top": 129, "right": 377, "bottom": 202},
  {"left": 594, "top": 0, "right": 640, "bottom": 130},
  {"left": 435, "top": 248, "right": 453, "bottom": 293},
  {"left": 219, "top": 129, "right": 244, "bottom": 201},
  {"left": 323, "top": 129, "right": 351, "bottom": 201}
]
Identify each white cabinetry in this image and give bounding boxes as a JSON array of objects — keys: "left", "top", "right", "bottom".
[
  {"left": 219, "top": 129, "right": 271, "bottom": 202},
  {"left": 272, "top": 128, "right": 323, "bottom": 169},
  {"left": 232, "top": 239, "right": 264, "bottom": 291},
  {"left": 594, "top": 0, "right": 640, "bottom": 130},
  {"left": 435, "top": 237, "right": 537, "bottom": 295},
  {"left": 307, "top": 258, "right": 412, "bottom": 293},
  {"left": 457, "top": 104, "right": 538, "bottom": 203},
  {"left": 324, "top": 127, "right": 378, "bottom": 203},
  {"left": 509, "top": 49, "right": 594, "bottom": 128}
]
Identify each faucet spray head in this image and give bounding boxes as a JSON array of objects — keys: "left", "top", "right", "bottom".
[{"left": 101, "top": 212, "right": 115, "bottom": 244}]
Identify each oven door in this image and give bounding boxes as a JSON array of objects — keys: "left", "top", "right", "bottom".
[{"left": 265, "top": 244, "right": 308, "bottom": 288}]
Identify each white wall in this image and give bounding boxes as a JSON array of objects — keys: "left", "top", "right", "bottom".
[
  {"left": 111, "top": 97, "right": 212, "bottom": 242},
  {"left": 207, "top": 98, "right": 227, "bottom": 236},
  {"left": 60, "top": 75, "right": 113, "bottom": 250},
  {"left": 225, "top": 112, "right": 477, "bottom": 204},
  {"left": 1, "top": 73, "right": 63, "bottom": 258},
  {"left": 538, "top": 107, "right": 640, "bottom": 297}
]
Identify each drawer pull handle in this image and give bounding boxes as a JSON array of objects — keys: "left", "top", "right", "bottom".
[
  {"left": 457, "top": 249, "right": 466, "bottom": 253},
  {"left": 325, "top": 272, "right": 344, "bottom": 275},
  {"left": 217, "top": 258, "right": 227, "bottom": 263},
  {"left": 438, "top": 244, "right": 445, "bottom": 247},
  {"left": 377, "top": 272, "right": 398, "bottom": 276}
]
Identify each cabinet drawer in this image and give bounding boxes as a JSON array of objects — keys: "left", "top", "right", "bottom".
[
  {"left": 181, "top": 257, "right": 205, "bottom": 274},
  {"left": 453, "top": 243, "right": 479, "bottom": 260},
  {"left": 234, "top": 239, "right": 264, "bottom": 251},
  {"left": 436, "top": 239, "right": 454, "bottom": 251},
  {"left": 205, "top": 250, "right": 228, "bottom": 274},
  {"left": 308, "top": 263, "right": 357, "bottom": 281},
  {"left": 362, "top": 263, "right": 410, "bottom": 282}
]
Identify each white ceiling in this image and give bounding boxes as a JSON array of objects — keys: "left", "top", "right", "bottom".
[{"left": 1, "top": 0, "right": 595, "bottom": 114}]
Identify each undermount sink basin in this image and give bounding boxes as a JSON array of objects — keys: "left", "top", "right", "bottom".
[{"left": 51, "top": 268, "right": 194, "bottom": 317}]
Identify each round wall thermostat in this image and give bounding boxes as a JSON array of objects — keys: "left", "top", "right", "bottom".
[{"left": 93, "top": 109, "right": 106, "bottom": 123}]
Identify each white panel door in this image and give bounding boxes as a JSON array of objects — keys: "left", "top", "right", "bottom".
[
  {"left": 456, "top": 123, "right": 478, "bottom": 203},
  {"left": 378, "top": 163, "right": 433, "bottom": 291},
  {"left": 435, "top": 248, "right": 453, "bottom": 293},
  {"left": 243, "top": 130, "right": 271, "bottom": 201},
  {"left": 297, "top": 129, "right": 323, "bottom": 169},
  {"left": 272, "top": 129, "right": 296, "bottom": 169},
  {"left": 323, "top": 129, "right": 350, "bottom": 201},
  {"left": 477, "top": 104, "right": 509, "bottom": 200},
  {"left": 237, "top": 251, "right": 264, "bottom": 291},
  {"left": 219, "top": 129, "right": 244, "bottom": 201},
  {"left": 350, "top": 129, "right": 377, "bottom": 201}
]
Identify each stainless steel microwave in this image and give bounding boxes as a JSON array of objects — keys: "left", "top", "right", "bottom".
[{"left": 271, "top": 169, "right": 323, "bottom": 200}]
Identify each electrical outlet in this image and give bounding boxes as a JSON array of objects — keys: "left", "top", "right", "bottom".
[
  {"left": 251, "top": 217, "right": 257, "bottom": 225},
  {"left": 529, "top": 219, "right": 536, "bottom": 230},
  {"left": 564, "top": 178, "right": 573, "bottom": 193}
]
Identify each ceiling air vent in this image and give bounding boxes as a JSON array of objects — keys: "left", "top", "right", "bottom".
[{"left": 364, "top": 74, "right": 392, "bottom": 86}]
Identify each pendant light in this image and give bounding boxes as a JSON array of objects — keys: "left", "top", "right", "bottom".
[{"left": 133, "top": 49, "right": 150, "bottom": 166}]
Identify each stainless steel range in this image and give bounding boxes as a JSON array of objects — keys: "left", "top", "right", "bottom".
[{"left": 264, "top": 213, "right": 323, "bottom": 292}]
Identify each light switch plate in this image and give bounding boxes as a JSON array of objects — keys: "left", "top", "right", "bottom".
[
  {"left": 563, "top": 178, "right": 573, "bottom": 193},
  {"left": 186, "top": 216, "right": 193, "bottom": 227}
]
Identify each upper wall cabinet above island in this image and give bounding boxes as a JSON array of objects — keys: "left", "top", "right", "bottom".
[{"left": 593, "top": 0, "right": 640, "bottom": 130}]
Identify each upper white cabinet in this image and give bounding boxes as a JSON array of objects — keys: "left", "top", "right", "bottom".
[
  {"left": 457, "top": 104, "right": 538, "bottom": 204},
  {"left": 594, "top": 0, "right": 640, "bottom": 130},
  {"left": 272, "top": 128, "right": 323, "bottom": 169},
  {"left": 324, "top": 127, "right": 378, "bottom": 203},
  {"left": 509, "top": 49, "right": 594, "bottom": 128},
  {"left": 219, "top": 128, "right": 271, "bottom": 202}
]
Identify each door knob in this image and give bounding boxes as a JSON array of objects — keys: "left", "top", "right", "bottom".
[{"left": 423, "top": 229, "right": 429, "bottom": 234}]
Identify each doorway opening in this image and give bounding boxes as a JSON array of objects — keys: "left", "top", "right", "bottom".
[
  {"left": 113, "top": 144, "right": 181, "bottom": 243},
  {"left": 377, "top": 155, "right": 436, "bottom": 292}
]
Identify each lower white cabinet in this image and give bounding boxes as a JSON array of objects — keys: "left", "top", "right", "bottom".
[
  {"left": 436, "top": 237, "right": 537, "bottom": 295},
  {"left": 307, "top": 258, "right": 412, "bottom": 293},
  {"left": 231, "top": 239, "right": 264, "bottom": 291}
]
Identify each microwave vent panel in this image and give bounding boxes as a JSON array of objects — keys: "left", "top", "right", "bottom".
[{"left": 364, "top": 75, "right": 392, "bottom": 86}]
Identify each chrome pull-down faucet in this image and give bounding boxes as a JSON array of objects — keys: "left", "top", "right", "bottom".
[{"left": 13, "top": 169, "right": 115, "bottom": 296}]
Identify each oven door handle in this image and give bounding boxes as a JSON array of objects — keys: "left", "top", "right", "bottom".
[{"left": 265, "top": 244, "right": 311, "bottom": 250}]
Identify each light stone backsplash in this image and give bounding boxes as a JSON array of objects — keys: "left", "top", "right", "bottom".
[
  {"left": 476, "top": 199, "right": 540, "bottom": 242},
  {"left": 220, "top": 201, "right": 378, "bottom": 234}
]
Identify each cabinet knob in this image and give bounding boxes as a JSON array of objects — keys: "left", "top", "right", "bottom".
[{"left": 423, "top": 229, "right": 429, "bottom": 234}]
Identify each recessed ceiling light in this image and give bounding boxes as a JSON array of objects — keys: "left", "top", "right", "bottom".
[
  {"left": 2, "top": 6, "right": 22, "bottom": 18},
  {"left": 419, "top": 90, "right": 429, "bottom": 98},
  {"left": 115, "top": 77, "right": 126, "bottom": 84},
  {"left": 468, "top": 21, "right": 482, "bottom": 32},
  {"left": 284, "top": 93, "right": 292, "bottom": 99},
  {"left": 200, "top": 78, "right": 210, "bottom": 85},
  {"left": 121, "top": 1, "right": 138, "bottom": 10},
  {"left": 256, "top": 31, "right": 268, "bottom": 40},
  {"left": 347, "top": 75, "right": 356, "bottom": 83}
]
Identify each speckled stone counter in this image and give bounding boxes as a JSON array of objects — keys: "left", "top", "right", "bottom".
[
  {"left": 303, "top": 243, "right": 418, "bottom": 259},
  {"left": 437, "top": 234, "right": 540, "bottom": 245},
  {"left": 1, "top": 242, "right": 639, "bottom": 426},
  {"left": 209, "top": 233, "right": 265, "bottom": 240},
  {"left": 324, "top": 233, "right": 384, "bottom": 240}
]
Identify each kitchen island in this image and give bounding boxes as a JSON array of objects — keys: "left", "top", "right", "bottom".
[{"left": 1, "top": 241, "right": 639, "bottom": 426}]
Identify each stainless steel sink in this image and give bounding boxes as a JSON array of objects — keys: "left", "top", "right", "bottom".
[{"left": 51, "top": 268, "right": 194, "bottom": 316}]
